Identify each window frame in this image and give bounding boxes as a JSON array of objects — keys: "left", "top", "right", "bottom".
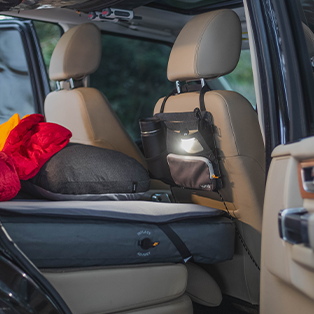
[{"left": 246, "top": 0, "right": 314, "bottom": 171}]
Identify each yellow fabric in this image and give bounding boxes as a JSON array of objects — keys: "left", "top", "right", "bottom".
[
  {"left": 0, "top": 113, "right": 21, "bottom": 151},
  {"left": 0, "top": 114, "right": 31, "bottom": 151}
]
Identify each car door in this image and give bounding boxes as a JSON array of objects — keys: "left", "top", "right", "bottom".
[
  {"left": 246, "top": 0, "right": 314, "bottom": 313},
  {"left": 0, "top": 18, "right": 51, "bottom": 123}
]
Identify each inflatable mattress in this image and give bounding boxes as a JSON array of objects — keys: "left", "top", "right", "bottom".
[{"left": 0, "top": 200, "right": 235, "bottom": 268}]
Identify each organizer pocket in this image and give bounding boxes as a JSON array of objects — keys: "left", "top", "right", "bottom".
[{"left": 167, "top": 154, "right": 217, "bottom": 191}]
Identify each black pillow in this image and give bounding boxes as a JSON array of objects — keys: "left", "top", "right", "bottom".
[{"left": 22, "top": 144, "right": 150, "bottom": 201}]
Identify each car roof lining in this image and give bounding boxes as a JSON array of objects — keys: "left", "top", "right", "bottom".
[
  {"left": 1, "top": 5, "right": 248, "bottom": 48},
  {"left": 0, "top": 0, "right": 241, "bottom": 14}
]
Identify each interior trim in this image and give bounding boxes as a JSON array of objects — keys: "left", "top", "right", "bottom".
[{"left": 298, "top": 159, "right": 314, "bottom": 199}]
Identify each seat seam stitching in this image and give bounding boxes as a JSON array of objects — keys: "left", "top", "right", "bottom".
[
  {"left": 185, "top": 292, "right": 218, "bottom": 307},
  {"left": 87, "top": 290, "right": 186, "bottom": 314},
  {"left": 209, "top": 91, "right": 240, "bottom": 155},
  {"left": 75, "top": 89, "right": 97, "bottom": 140},
  {"left": 223, "top": 155, "right": 266, "bottom": 173}
]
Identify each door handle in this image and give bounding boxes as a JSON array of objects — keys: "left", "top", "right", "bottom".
[
  {"left": 278, "top": 208, "right": 310, "bottom": 245},
  {"left": 301, "top": 166, "right": 314, "bottom": 193}
]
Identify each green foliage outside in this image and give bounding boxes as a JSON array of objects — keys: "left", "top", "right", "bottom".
[
  {"left": 223, "top": 49, "right": 256, "bottom": 107},
  {"left": 90, "top": 35, "right": 173, "bottom": 139},
  {"left": 33, "top": 21, "right": 61, "bottom": 90}
]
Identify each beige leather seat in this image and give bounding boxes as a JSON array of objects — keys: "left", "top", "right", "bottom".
[
  {"left": 154, "top": 9, "right": 265, "bottom": 305},
  {"left": 44, "top": 23, "right": 146, "bottom": 167},
  {"left": 42, "top": 22, "right": 225, "bottom": 314}
]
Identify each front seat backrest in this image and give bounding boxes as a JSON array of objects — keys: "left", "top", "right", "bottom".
[
  {"left": 154, "top": 9, "right": 265, "bottom": 304},
  {"left": 45, "top": 23, "right": 146, "bottom": 167}
]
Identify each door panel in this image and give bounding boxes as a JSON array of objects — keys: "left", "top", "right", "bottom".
[{"left": 260, "top": 136, "right": 314, "bottom": 314}]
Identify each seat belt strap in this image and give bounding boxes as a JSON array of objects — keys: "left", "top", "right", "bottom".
[{"left": 158, "top": 223, "right": 192, "bottom": 263}]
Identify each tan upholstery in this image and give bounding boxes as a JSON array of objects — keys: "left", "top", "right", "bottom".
[
  {"left": 42, "top": 264, "right": 188, "bottom": 314},
  {"left": 45, "top": 23, "right": 146, "bottom": 167},
  {"left": 45, "top": 87, "right": 146, "bottom": 166},
  {"left": 49, "top": 23, "right": 101, "bottom": 81},
  {"left": 117, "top": 295, "right": 193, "bottom": 314},
  {"left": 167, "top": 9, "right": 241, "bottom": 82},
  {"left": 154, "top": 9, "right": 265, "bottom": 304},
  {"left": 155, "top": 91, "right": 265, "bottom": 232},
  {"left": 185, "top": 263, "right": 222, "bottom": 307},
  {"left": 303, "top": 23, "right": 314, "bottom": 59}
]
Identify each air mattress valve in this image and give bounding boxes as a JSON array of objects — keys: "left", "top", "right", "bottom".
[{"left": 139, "top": 238, "right": 159, "bottom": 250}]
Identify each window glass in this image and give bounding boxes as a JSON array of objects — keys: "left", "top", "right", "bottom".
[
  {"left": 0, "top": 28, "right": 35, "bottom": 124},
  {"left": 33, "top": 21, "right": 62, "bottom": 90},
  {"left": 210, "top": 49, "right": 256, "bottom": 108},
  {"left": 90, "top": 34, "right": 173, "bottom": 140},
  {"left": 299, "top": 0, "right": 314, "bottom": 134},
  {"left": 301, "top": 0, "right": 314, "bottom": 33}
]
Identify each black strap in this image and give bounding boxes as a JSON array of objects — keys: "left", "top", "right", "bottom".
[
  {"left": 160, "top": 89, "right": 176, "bottom": 113},
  {"left": 181, "top": 83, "right": 202, "bottom": 93},
  {"left": 199, "top": 85, "right": 210, "bottom": 111},
  {"left": 158, "top": 224, "right": 192, "bottom": 263},
  {"left": 160, "top": 83, "right": 210, "bottom": 113}
]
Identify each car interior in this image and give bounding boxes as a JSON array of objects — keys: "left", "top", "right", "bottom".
[{"left": 0, "top": 0, "right": 314, "bottom": 314}]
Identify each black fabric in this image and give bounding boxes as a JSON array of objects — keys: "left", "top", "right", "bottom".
[
  {"left": 181, "top": 83, "right": 203, "bottom": 93},
  {"left": 199, "top": 84, "right": 210, "bottom": 111},
  {"left": 160, "top": 88, "right": 177, "bottom": 113},
  {"left": 160, "top": 83, "right": 209, "bottom": 114},
  {"left": 158, "top": 223, "right": 192, "bottom": 262},
  {"left": 0, "top": 200, "right": 235, "bottom": 267},
  {"left": 23, "top": 143, "right": 150, "bottom": 200},
  {"left": 143, "top": 108, "right": 222, "bottom": 190}
]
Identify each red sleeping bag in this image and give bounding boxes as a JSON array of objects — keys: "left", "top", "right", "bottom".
[{"left": 0, "top": 114, "right": 72, "bottom": 201}]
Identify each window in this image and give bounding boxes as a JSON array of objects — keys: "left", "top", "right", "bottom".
[
  {"left": 209, "top": 49, "right": 256, "bottom": 108},
  {"left": 33, "top": 21, "right": 62, "bottom": 91},
  {"left": 90, "top": 34, "right": 256, "bottom": 140},
  {"left": 90, "top": 34, "right": 173, "bottom": 140},
  {"left": 0, "top": 27, "right": 35, "bottom": 124}
]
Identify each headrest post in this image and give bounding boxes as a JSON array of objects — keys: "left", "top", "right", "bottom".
[
  {"left": 69, "top": 78, "right": 84, "bottom": 90},
  {"left": 56, "top": 81, "right": 62, "bottom": 91},
  {"left": 176, "top": 81, "right": 181, "bottom": 94},
  {"left": 200, "top": 78, "right": 206, "bottom": 87},
  {"left": 69, "top": 78, "right": 75, "bottom": 90}
]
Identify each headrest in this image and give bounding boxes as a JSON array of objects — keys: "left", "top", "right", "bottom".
[
  {"left": 302, "top": 23, "right": 314, "bottom": 60},
  {"left": 49, "top": 23, "right": 101, "bottom": 82},
  {"left": 167, "top": 9, "right": 242, "bottom": 82}
]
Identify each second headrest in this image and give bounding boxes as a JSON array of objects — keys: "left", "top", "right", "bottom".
[{"left": 167, "top": 9, "right": 242, "bottom": 82}]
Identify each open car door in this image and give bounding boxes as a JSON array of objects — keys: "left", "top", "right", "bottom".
[
  {"left": 261, "top": 137, "right": 314, "bottom": 314},
  {"left": 251, "top": 0, "right": 314, "bottom": 313}
]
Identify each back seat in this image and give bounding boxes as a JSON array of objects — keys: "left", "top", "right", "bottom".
[{"left": 0, "top": 15, "right": 241, "bottom": 314}]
